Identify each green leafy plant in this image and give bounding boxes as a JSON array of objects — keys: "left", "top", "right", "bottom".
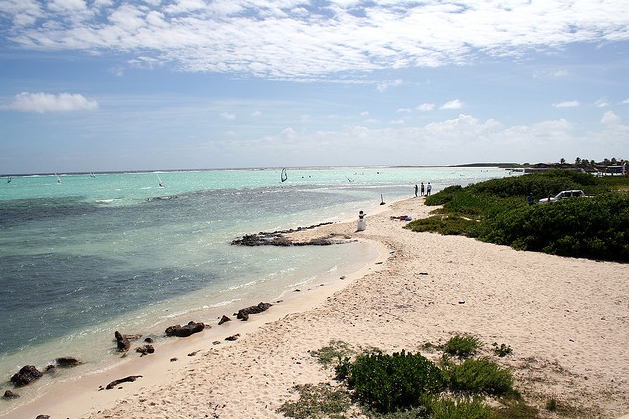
[
  {"left": 345, "top": 349, "right": 445, "bottom": 413},
  {"left": 442, "top": 334, "right": 482, "bottom": 358},
  {"left": 443, "top": 357, "right": 514, "bottom": 396},
  {"left": 492, "top": 342, "right": 513, "bottom": 357}
]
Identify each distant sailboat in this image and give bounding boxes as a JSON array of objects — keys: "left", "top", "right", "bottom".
[
  {"left": 55, "top": 173, "right": 62, "bottom": 184},
  {"left": 7, "top": 176, "right": 11, "bottom": 183},
  {"left": 156, "top": 173, "right": 165, "bottom": 187},
  {"left": 281, "top": 168, "right": 288, "bottom": 183}
]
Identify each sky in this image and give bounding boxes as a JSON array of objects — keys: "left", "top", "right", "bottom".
[{"left": 1, "top": 0, "right": 628, "bottom": 174}]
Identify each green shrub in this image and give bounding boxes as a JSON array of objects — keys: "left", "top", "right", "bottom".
[
  {"left": 405, "top": 215, "right": 476, "bottom": 235},
  {"left": 443, "top": 357, "right": 514, "bottom": 396},
  {"left": 477, "top": 194, "right": 629, "bottom": 261},
  {"left": 492, "top": 343, "right": 513, "bottom": 357},
  {"left": 420, "top": 170, "right": 629, "bottom": 262},
  {"left": 345, "top": 349, "right": 445, "bottom": 413},
  {"left": 442, "top": 335, "right": 482, "bottom": 358}
]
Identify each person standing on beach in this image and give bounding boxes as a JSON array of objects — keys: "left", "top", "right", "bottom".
[
  {"left": 414, "top": 184, "right": 418, "bottom": 197},
  {"left": 426, "top": 182, "right": 432, "bottom": 196},
  {"left": 420, "top": 182, "right": 425, "bottom": 196}
]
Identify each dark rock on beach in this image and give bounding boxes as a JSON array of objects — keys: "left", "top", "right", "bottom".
[
  {"left": 115, "top": 331, "right": 131, "bottom": 352},
  {"left": 105, "top": 375, "right": 142, "bottom": 390},
  {"left": 231, "top": 222, "right": 338, "bottom": 247},
  {"left": 165, "top": 321, "right": 205, "bottom": 337},
  {"left": 10, "top": 365, "right": 43, "bottom": 387},
  {"left": 136, "top": 344, "right": 155, "bottom": 356},
  {"left": 36, "top": 415, "right": 50, "bottom": 419},
  {"left": 3, "top": 390, "right": 20, "bottom": 399},
  {"left": 55, "top": 357, "right": 82, "bottom": 367},
  {"left": 236, "top": 302, "right": 272, "bottom": 321},
  {"left": 218, "top": 315, "right": 231, "bottom": 325}
]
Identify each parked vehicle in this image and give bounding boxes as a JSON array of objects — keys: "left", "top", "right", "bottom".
[{"left": 538, "top": 190, "right": 587, "bottom": 204}]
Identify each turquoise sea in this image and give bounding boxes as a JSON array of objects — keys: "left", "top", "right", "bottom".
[{"left": 0, "top": 166, "right": 510, "bottom": 414}]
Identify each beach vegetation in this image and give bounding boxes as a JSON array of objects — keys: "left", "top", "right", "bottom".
[
  {"left": 492, "top": 399, "right": 539, "bottom": 419},
  {"left": 441, "top": 334, "right": 482, "bottom": 358},
  {"left": 281, "top": 339, "right": 544, "bottom": 419},
  {"left": 408, "top": 170, "right": 629, "bottom": 262},
  {"left": 492, "top": 342, "right": 513, "bottom": 357},
  {"left": 546, "top": 397, "right": 557, "bottom": 411},
  {"left": 343, "top": 349, "right": 445, "bottom": 413},
  {"left": 278, "top": 383, "right": 352, "bottom": 419},
  {"left": 441, "top": 357, "right": 514, "bottom": 396},
  {"left": 428, "top": 396, "right": 493, "bottom": 419},
  {"left": 311, "top": 340, "right": 355, "bottom": 368}
]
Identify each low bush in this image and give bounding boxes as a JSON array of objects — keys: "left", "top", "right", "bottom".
[
  {"left": 476, "top": 194, "right": 629, "bottom": 261},
  {"left": 442, "top": 335, "right": 482, "bottom": 358},
  {"left": 406, "top": 215, "right": 476, "bottom": 236},
  {"left": 414, "top": 169, "right": 629, "bottom": 262},
  {"left": 443, "top": 357, "right": 514, "bottom": 396},
  {"left": 492, "top": 342, "right": 513, "bottom": 357},
  {"left": 345, "top": 349, "right": 445, "bottom": 413},
  {"left": 282, "top": 340, "right": 537, "bottom": 419}
]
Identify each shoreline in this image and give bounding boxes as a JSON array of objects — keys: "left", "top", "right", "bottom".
[
  {"left": 1, "top": 205, "right": 391, "bottom": 419},
  {"left": 4, "top": 197, "right": 629, "bottom": 418}
]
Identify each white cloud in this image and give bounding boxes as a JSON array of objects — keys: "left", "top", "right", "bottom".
[
  {"left": 440, "top": 99, "right": 464, "bottom": 110},
  {"left": 601, "top": 110, "right": 620, "bottom": 125},
  {"left": 219, "top": 112, "right": 236, "bottom": 120},
  {"left": 553, "top": 100, "right": 580, "bottom": 108},
  {"left": 211, "top": 114, "right": 604, "bottom": 168},
  {"left": 5, "top": 1, "right": 628, "bottom": 78},
  {"left": 377, "top": 80, "right": 404, "bottom": 92},
  {"left": 594, "top": 97, "right": 609, "bottom": 108},
  {"left": 397, "top": 108, "right": 412, "bottom": 113},
  {"left": 2, "top": 92, "right": 98, "bottom": 113},
  {"left": 622, "top": 99, "right": 629, "bottom": 104},
  {"left": 417, "top": 103, "right": 434, "bottom": 112}
]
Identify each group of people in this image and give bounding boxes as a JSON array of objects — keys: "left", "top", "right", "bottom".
[{"left": 414, "top": 182, "right": 431, "bottom": 198}]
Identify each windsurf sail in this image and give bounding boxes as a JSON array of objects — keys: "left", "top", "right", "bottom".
[
  {"left": 281, "top": 168, "right": 288, "bottom": 183},
  {"left": 55, "top": 173, "right": 62, "bottom": 184},
  {"left": 156, "top": 173, "right": 165, "bottom": 187}
]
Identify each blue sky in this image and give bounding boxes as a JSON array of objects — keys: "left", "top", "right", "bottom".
[{"left": 1, "top": 0, "right": 628, "bottom": 174}]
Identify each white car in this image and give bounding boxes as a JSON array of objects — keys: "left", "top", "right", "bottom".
[{"left": 538, "top": 190, "right": 586, "bottom": 204}]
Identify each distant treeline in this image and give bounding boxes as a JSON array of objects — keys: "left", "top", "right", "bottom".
[
  {"left": 406, "top": 169, "right": 629, "bottom": 262},
  {"left": 454, "top": 157, "right": 628, "bottom": 172}
]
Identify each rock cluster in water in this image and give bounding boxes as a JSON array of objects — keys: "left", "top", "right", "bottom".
[{"left": 231, "top": 222, "right": 339, "bottom": 246}]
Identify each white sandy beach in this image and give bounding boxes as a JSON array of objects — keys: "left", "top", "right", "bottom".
[{"left": 4, "top": 198, "right": 629, "bottom": 419}]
